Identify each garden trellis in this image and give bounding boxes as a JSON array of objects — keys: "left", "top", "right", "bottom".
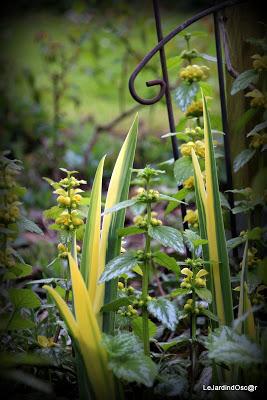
[{"left": 129, "top": 0, "right": 245, "bottom": 244}]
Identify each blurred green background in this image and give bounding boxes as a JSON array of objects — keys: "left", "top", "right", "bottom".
[{"left": 0, "top": 0, "right": 220, "bottom": 209}]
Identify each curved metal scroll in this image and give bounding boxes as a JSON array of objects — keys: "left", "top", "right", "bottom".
[{"left": 129, "top": 0, "right": 244, "bottom": 105}]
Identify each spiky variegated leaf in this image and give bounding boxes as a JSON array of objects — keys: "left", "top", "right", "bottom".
[
  {"left": 236, "top": 240, "right": 256, "bottom": 339},
  {"left": 99, "top": 114, "right": 138, "bottom": 333},
  {"left": 44, "top": 254, "right": 116, "bottom": 400},
  {"left": 80, "top": 156, "right": 105, "bottom": 303},
  {"left": 191, "top": 91, "right": 233, "bottom": 326}
]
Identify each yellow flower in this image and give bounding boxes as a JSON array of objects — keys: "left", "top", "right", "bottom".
[
  {"left": 184, "top": 209, "right": 198, "bottom": 228},
  {"left": 186, "top": 100, "right": 203, "bottom": 118},
  {"left": 252, "top": 54, "right": 267, "bottom": 71},
  {"left": 183, "top": 176, "right": 194, "bottom": 189},
  {"left": 247, "top": 247, "right": 259, "bottom": 268},
  {"left": 180, "top": 141, "right": 196, "bottom": 156},
  {"left": 37, "top": 335, "right": 55, "bottom": 348},
  {"left": 245, "top": 89, "right": 267, "bottom": 108},
  {"left": 179, "top": 64, "right": 209, "bottom": 83},
  {"left": 181, "top": 267, "right": 193, "bottom": 278},
  {"left": 195, "top": 140, "right": 205, "bottom": 158},
  {"left": 249, "top": 133, "right": 263, "bottom": 149}
]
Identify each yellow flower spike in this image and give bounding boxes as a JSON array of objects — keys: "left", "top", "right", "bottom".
[
  {"left": 196, "top": 269, "right": 209, "bottom": 278},
  {"left": 37, "top": 335, "right": 55, "bottom": 348},
  {"left": 252, "top": 54, "right": 267, "bottom": 71},
  {"left": 195, "top": 140, "right": 205, "bottom": 158},
  {"left": 183, "top": 176, "right": 194, "bottom": 190},
  {"left": 181, "top": 267, "right": 193, "bottom": 277},
  {"left": 184, "top": 209, "right": 198, "bottom": 226},
  {"left": 180, "top": 142, "right": 196, "bottom": 157}
]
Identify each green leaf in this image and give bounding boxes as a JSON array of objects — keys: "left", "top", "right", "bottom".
[
  {"left": 102, "top": 333, "right": 158, "bottom": 387},
  {"left": 131, "top": 316, "right": 157, "bottom": 340},
  {"left": 175, "top": 117, "right": 188, "bottom": 132},
  {"left": 102, "top": 198, "right": 138, "bottom": 215},
  {"left": 227, "top": 236, "right": 246, "bottom": 250},
  {"left": 175, "top": 82, "right": 199, "bottom": 112},
  {"left": 158, "top": 334, "right": 189, "bottom": 351},
  {"left": 233, "top": 149, "right": 256, "bottom": 172},
  {"left": 231, "top": 69, "right": 259, "bottom": 95},
  {"left": 12, "top": 185, "right": 27, "bottom": 197},
  {"left": 147, "top": 298, "right": 178, "bottom": 331},
  {"left": 159, "top": 194, "right": 185, "bottom": 204},
  {"left": 43, "top": 206, "right": 62, "bottom": 220},
  {"left": 199, "top": 81, "right": 213, "bottom": 96},
  {"left": 153, "top": 251, "right": 180, "bottom": 276},
  {"left": 232, "top": 205, "right": 251, "bottom": 215},
  {"left": 220, "top": 192, "right": 231, "bottom": 209},
  {"left": 200, "top": 308, "right": 219, "bottom": 322},
  {"left": 167, "top": 55, "right": 182, "bottom": 70},
  {"left": 3, "top": 263, "right": 32, "bottom": 280},
  {"left": 103, "top": 332, "right": 142, "bottom": 358},
  {"left": 161, "top": 132, "right": 191, "bottom": 142},
  {"left": 99, "top": 252, "right": 137, "bottom": 283},
  {"left": 165, "top": 188, "right": 190, "bottom": 215},
  {"left": 195, "top": 287, "right": 212, "bottom": 303},
  {"left": 109, "top": 355, "right": 157, "bottom": 387},
  {"left": 8, "top": 288, "right": 41, "bottom": 309},
  {"left": 183, "top": 229, "right": 208, "bottom": 251},
  {"left": 148, "top": 225, "right": 185, "bottom": 255},
  {"left": 0, "top": 313, "right": 35, "bottom": 331},
  {"left": 247, "top": 227, "right": 262, "bottom": 241},
  {"left": 247, "top": 120, "right": 267, "bottom": 137},
  {"left": 234, "top": 108, "right": 258, "bottom": 134},
  {"left": 170, "top": 288, "right": 192, "bottom": 297},
  {"left": 206, "top": 326, "right": 263, "bottom": 366},
  {"left": 174, "top": 156, "right": 193, "bottom": 186},
  {"left": 18, "top": 216, "right": 43, "bottom": 235},
  {"left": 101, "top": 297, "right": 132, "bottom": 312},
  {"left": 0, "top": 352, "right": 50, "bottom": 367},
  {"left": 117, "top": 226, "right": 145, "bottom": 237},
  {"left": 155, "top": 374, "right": 188, "bottom": 397}
]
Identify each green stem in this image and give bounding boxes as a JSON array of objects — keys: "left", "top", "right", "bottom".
[
  {"left": 71, "top": 230, "right": 78, "bottom": 264},
  {"left": 142, "top": 199, "right": 151, "bottom": 356},
  {"left": 54, "top": 228, "right": 77, "bottom": 343}
]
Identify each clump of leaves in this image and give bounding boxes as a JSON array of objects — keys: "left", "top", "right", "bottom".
[{"left": 0, "top": 152, "right": 44, "bottom": 332}]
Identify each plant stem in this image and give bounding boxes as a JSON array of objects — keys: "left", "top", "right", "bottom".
[{"left": 142, "top": 198, "right": 151, "bottom": 356}]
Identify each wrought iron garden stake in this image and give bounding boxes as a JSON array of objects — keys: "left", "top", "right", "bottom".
[
  {"left": 129, "top": 0, "right": 244, "bottom": 242},
  {"left": 213, "top": 11, "right": 238, "bottom": 255}
]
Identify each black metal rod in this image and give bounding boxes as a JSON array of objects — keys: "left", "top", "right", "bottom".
[
  {"left": 213, "top": 11, "right": 238, "bottom": 246},
  {"left": 152, "top": 0, "right": 178, "bottom": 157},
  {"left": 129, "top": 0, "right": 244, "bottom": 105},
  {"left": 152, "top": 0, "right": 188, "bottom": 233}
]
